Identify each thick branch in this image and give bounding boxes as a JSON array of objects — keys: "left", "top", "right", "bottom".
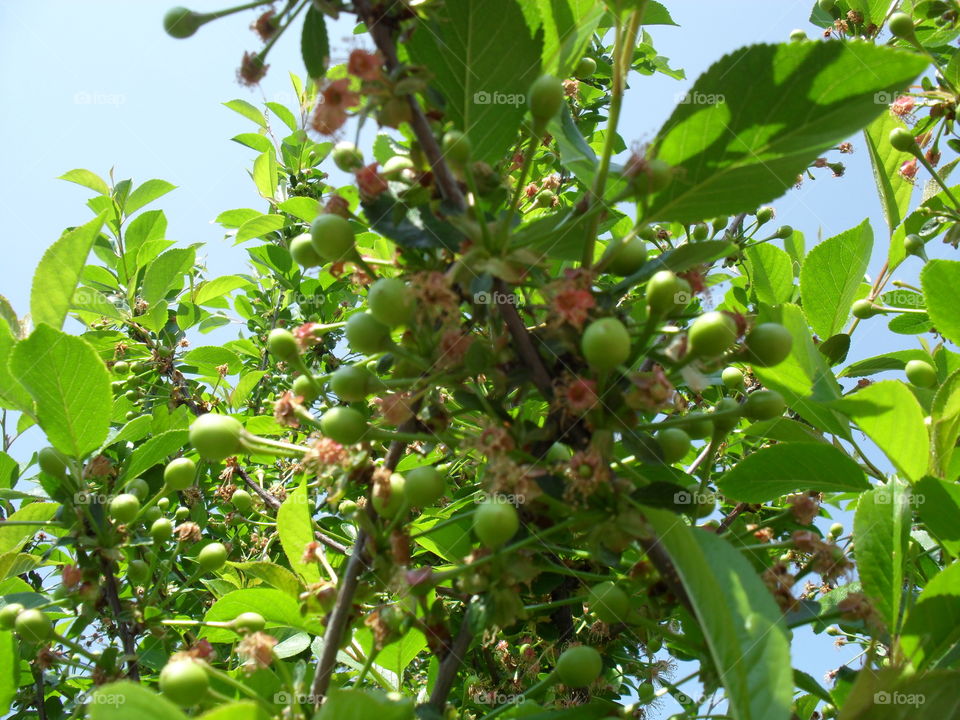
[
  {"left": 354, "top": 0, "right": 465, "bottom": 210},
  {"left": 98, "top": 555, "right": 140, "bottom": 680},
  {"left": 234, "top": 465, "right": 281, "bottom": 511},
  {"left": 426, "top": 612, "right": 473, "bottom": 711},
  {"left": 494, "top": 280, "right": 554, "bottom": 400}
]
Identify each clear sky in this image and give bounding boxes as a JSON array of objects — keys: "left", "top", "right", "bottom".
[{"left": 1, "top": 1, "right": 930, "bottom": 716}]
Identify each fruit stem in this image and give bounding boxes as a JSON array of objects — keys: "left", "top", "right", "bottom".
[
  {"left": 504, "top": 132, "right": 538, "bottom": 235},
  {"left": 914, "top": 151, "right": 960, "bottom": 211},
  {"left": 201, "top": 661, "right": 275, "bottom": 710},
  {"left": 523, "top": 594, "right": 587, "bottom": 613},
  {"left": 409, "top": 508, "right": 478, "bottom": 539},
  {"left": 51, "top": 631, "right": 100, "bottom": 663},
  {"left": 581, "top": 3, "right": 645, "bottom": 268},
  {"left": 241, "top": 432, "right": 308, "bottom": 458},
  {"left": 461, "top": 163, "right": 494, "bottom": 249},
  {"left": 201, "top": 0, "right": 274, "bottom": 23}
]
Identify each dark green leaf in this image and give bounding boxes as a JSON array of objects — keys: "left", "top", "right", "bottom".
[
  {"left": 921, "top": 259, "right": 960, "bottom": 346},
  {"left": 301, "top": 6, "right": 330, "bottom": 79},
  {"left": 854, "top": 483, "right": 911, "bottom": 631}
]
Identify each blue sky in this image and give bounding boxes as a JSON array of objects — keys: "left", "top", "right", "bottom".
[{"left": 0, "top": 0, "right": 932, "bottom": 716}]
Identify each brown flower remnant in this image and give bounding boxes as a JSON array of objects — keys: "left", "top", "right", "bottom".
[
  {"left": 483, "top": 457, "right": 542, "bottom": 504},
  {"left": 62, "top": 565, "right": 83, "bottom": 589},
  {"left": 175, "top": 522, "right": 202, "bottom": 543},
  {"left": 348, "top": 49, "right": 383, "bottom": 82},
  {"left": 624, "top": 366, "right": 674, "bottom": 411},
  {"left": 436, "top": 329, "right": 473, "bottom": 369},
  {"left": 837, "top": 592, "right": 883, "bottom": 631},
  {"left": 838, "top": 142, "right": 853, "bottom": 153},
  {"left": 374, "top": 391, "right": 416, "bottom": 427},
  {"left": 356, "top": 163, "right": 389, "bottom": 199},
  {"left": 303, "top": 436, "right": 347, "bottom": 472},
  {"left": 565, "top": 449, "right": 609, "bottom": 502},
  {"left": 899, "top": 157, "right": 918, "bottom": 181},
  {"left": 237, "top": 631, "right": 277, "bottom": 672},
  {"left": 84, "top": 455, "right": 115, "bottom": 479},
  {"left": 410, "top": 271, "right": 460, "bottom": 322},
  {"left": 273, "top": 390, "right": 303, "bottom": 429},
  {"left": 787, "top": 492, "right": 821, "bottom": 526},
  {"left": 311, "top": 79, "right": 359, "bottom": 135},
  {"left": 325, "top": 194, "right": 351, "bottom": 217},
  {"left": 890, "top": 95, "right": 915, "bottom": 119},
  {"left": 557, "top": 375, "right": 599, "bottom": 415},
  {"left": 762, "top": 563, "right": 799, "bottom": 612},
  {"left": 552, "top": 286, "right": 595, "bottom": 329},
  {"left": 791, "top": 531, "right": 852, "bottom": 582},
  {"left": 251, "top": 10, "right": 277, "bottom": 41},
  {"left": 238, "top": 52, "right": 269, "bottom": 87}
]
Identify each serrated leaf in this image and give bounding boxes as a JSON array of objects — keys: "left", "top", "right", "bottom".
[
  {"left": 10, "top": 326, "right": 111, "bottom": 457},
  {"left": 124, "top": 179, "right": 176, "bottom": 215},
  {"left": 301, "top": 6, "right": 330, "bottom": 79},
  {"left": 647, "top": 43, "right": 927, "bottom": 222},
  {"left": 224, "top": 99, "right": 266, "bottom": 128},
  {"left": 717, "top": 442, "right": 868, "bottom": 503},
  {"left": 799, "top": 219, "right": 873, "bottom": 339},
  {"left": 193, "top": 276, "right": 252, "bottom": 306},
  {"left": 59, "top": 168, "right": 109, "bottom": 195},
  {"left": 201, "top": 588, "right": 323, "bottom": 643},
  {"left": 236, "top": 214, "right": 285, "bottom": 244},
  {"left": 0, "top": 319, "right": 33, "bottom": 414},
  {"left": 277, "top": 482, "right": 321, "bottom": 584},
  {"left": 745, "top": 244, "right": 794, "bottom": 305},
  {"left": 854, "top": 482, "right": 910, "bottom": 631},
  {"left": 863, "top": 113, "right": 913, "bottom": 234},
  {"left": 120, "top": 429, "right": 189, "bottom": 482},
  {"left": 921, "top": 259, "right": 960, "bottom": 347},
  {"left": 899, "top": 561, "right": 960, "bottom": 670},
  {"left": 141, "top": 247, "right": 194, "bottom": 307},
  {"left": 407, "top": 0, "right": 542, "bottom": 164},
  {"left": 89, "top": 681, "right": 186, "bottom": 720},
  {"left": 31, "top": 213, "right": 106, "bottom": 331}
]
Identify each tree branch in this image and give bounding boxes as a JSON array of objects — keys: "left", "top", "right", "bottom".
[
  {"left": 426, "top": 611, "right": 473, "bottom": 711},
  {"left": 234, "top": 465, "right": 281, "bottom": 511},
  {"left": 494, "top": 280, "right": 554, "bottom": 400},
  {"left": 98, "top": 554, "right": 140, "bottom": 680}
]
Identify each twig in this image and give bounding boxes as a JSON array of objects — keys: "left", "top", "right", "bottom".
[
  {"left": 235, "top": 465, "right": 281, "bottom": 511},
  {"left": 33, "top": 667, "right": 47, "bottom": 720},
  {"left": 493, "top": 280, "right": 554, "bottom": 399},
  {"left": 426, "top": 613, "right": 474, "bottom": 711},
  {"left": 315, "top": 529, "right": 349, "bottom": 555},
  {"left": 98, "top": 554, "right": 140, "bottom": 680}
]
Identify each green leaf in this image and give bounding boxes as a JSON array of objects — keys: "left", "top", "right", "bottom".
[
  {"left": 232, "top": 133, "right": 274, "bottom": 153},
  {"left": 59, "top": 168, "right": 109, "bottom": 196},
  {"left": 124, "top": 179, "right": 176, "bottom": 215},
  {"left": 355, "top": 625, "right": 427, "bottom": 684},
  {"left": 198, "top": 701, "right": 271, "bottom": 720},
  {"left": 863, "top": 113, "right": 913, "bottom": 233},
  {"left": 0, "top": 503, "right": 58, "bottom": 554},
  {"left": 745, "top": 244, "right": 794, "bottom": 305},
  {"left": 265, "top": 102, "right": 298, "bottom": 133},
  {"left": 0, "top": 631, "right": 15, "bottom": 714},
  {"left": 831, "top": 381, "right": 928, "bottom": 482},
  {"left": 0, "top": 295, "right": 20, "bottom": 337},
  {"left": 534, "top": 0, "right": 605, "bottom": 77},
  {"left": 549, "top": 106, "right": 599, "bottom": 186},
  {"left": 181, "top": 346, "right": 242, "bottom": 374},
  {"left": 10, "top": 326, "right": 112, "bottom": 457},
  {"left": 411, "top": 510, "right": 473, "bottom": 563},
  {"left": 141, "top": 248, "right": 195, "bottom": 306},
  {"left": 224, "top": 99, "right": 267, "bottom": 128},
  {"left": 230, "top": 561, "right": 303, "bottom": 597},
  {"left": 89, "top": 681, "right": 187, "bottom": 720},
  {"left": 201, "top": 588, "right": 322, "bottom": 642},
  {"left": 930, "top": 369, "right": 960, "bottom": 477},
  {"left": 407, "top": 0, "right": 542, "bottom": 164},
  {"left": 236, "top": 214, "right": 285, "bottom": 244},
  {"left": 278, "top": 197, "right": 320, "bottom": 223},
  {"left": 854, "top": 483, "right": 910, "bottom": 632},
  {"left": 252, "top": 150, "right": 278, "bottom": 200},
  {"left": 799, "top": 219, "right": 873, "bottom": 339},
  {"left": 276, "top": 482, "right": 322, "bottom": 584},
  {"left": 751, "top": 304, "right": 849, "bottom": 438},
  {"left": 840, "top": 349, "right": 932, "bottom": 378},
  {"left": 315, "top": 689, "right": 415, "bottom": 720},
  {"left": 643, "top": 508, "right": 792, "bottom": 720},
  {"left": 193, "top": 276, "right": 252, "bottom": 306},
  {"left": 301, "top": 5, "right": 330, "bottom": 79},
  {"left": 915, "top": 476, "right": 960, "bottom": 556},
  {"left": 921, "top": 259, "right": 960, "bottom": 347},
  {"left": 717, "top": 442, "right": 868, "bottom": 503},
  {"left": 120, "top": 430, "right": 189, "bottom": 482},
  {"left": 838, "top": 668, "right": 960, "bottom": 719},
  {"left": 31, "top": 213, "right": 106, "bottom": 331},
  {"left": 899, "top": 561, "right": 960, "bottom": 670},
  {"left": 648, "top": 43, "right": 927, "bottom": 222},
  {"left": 0, "top": 319, "right": 33, "bottom": 414},
  {"left": 888, "top": 184, "right": 960, "bottom": 272}
]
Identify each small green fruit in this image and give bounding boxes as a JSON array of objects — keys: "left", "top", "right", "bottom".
[
  {"left": 474, "top": 499, "right": 519, "bottom": 549},
  {"left": 290, "top": 233, "right": 323, "bottom": 268},
  {"left": 382, "top": 155, "right": 415, "bottom": 180},
  {"left": 904, "top": 234, "right": 926, "bottom": 257},
  {"left": 151, "top": 518, "right": 174, "bottom": 543},
  {"left": 126, "top": 477, "right": 150, "bottom": 501},
  {"left": 684, "top": 414, "right": 713, "bottom": 440},
  {"left": 293, "top": 374, "right": 321, "bottom": 404},
  {"left": 744, "top": 323, "right": 793, "bottom": 367},
  {"left": 368, "top": 277, "right": 414, "bottom": 328},
  {"left": 345, "top": 312, "right": 391, "bottom": 355},
  {"left": 175, "top": 506, "right": 190, "bottom": 521},
  {"left": 332, "top": 141, "right": 364, "bottom": 172},
  {"left": 756, "top": 207, "right": 775, "bottom": 224},
  {"left": 743, "top": 390, "right": 786, "bottom": 420},
  {"left": 712, "top": 397, "right": 741, "bottom": 435},
  {"left": 789, "top": 29, "right": 808, "bottom": 42},
  {"left": 164, "top": 457, "right": 196, "bottom": 490},
  {"left": 574, "top": 57, "right": 597, "bottom": 77},
  {"left": 546, "top": 442, "right": 573, "bottom": 463},
  {"left": 113, "top": 361, "right": 130, "bottom": 375},
  {"left": 163, "top": 7, "right": 204, "bottom": 39},
  {"left": 233, "top": 612, "right": 265, "bottom": 634},
  {"left": 603, "top": 237, "right": 647, "bottom": 276},
  {"left": 267, "top": 328, "right": 300, "bottom": 363},
  {"left": 638, "top": 681, "right": 656, "bottom": 702},
  {"left": 582, "top": 318, "right": 631, "bottom": 372},
  {"left": 646, "top": 270, "right": 684, "bottom": 316},
  {"left": 109, "top": 494, "right": 141, "bottom": 524},
  {"left": 128, "top": 559, "right": 150, "bottom": 583},
  {"left": 773, "top": 225, "right": 793, "bottom": 239},
  {"left": 829, "top": 522, "right": 844, "bottom": 538},
  {"left": 189, "top": 414, "right": 244, "bottom": 462},
  {"left": 656, "top": 428, "right": 690, "bottom": 464},
  {"left": 330, "top": 366, "right": 374, "bottom": 402},
  {"left": 310, "top": 214, "right": 355, "bottom": 262},
  {"left": 0, "top": 603, "right": 24, "bottom": 630},
  {"left": 905, "top": 359, "right": 937, "bottom": 388},
  {"left": 15, "top": 608, "right": 52, "bottom": 643},
  {"left": 159, "top": 660, "right": 209, "bottom": 706},
  {"left": 403, "top": 466, "right": 445, "bottom": 507},
  {"left": 442, "top": 130, "right": 472, "bottom": 166},
  {"left": 588, "top": 582, "right": 629, "bottom": 623},
  {"left": 721, "top": 366, "right": 744, "bottom": 389},
  {"left": 528, "top": 75, "right": 565, "bottom": 123},
  {"left": 631, "top": 158, "right": 672, "bottom": 195},
  {"left": 555, "top": 645, "right": 602, "bottom": 688},
  {"left": 38, "top": 447, "right": 67, "bottom": 479},
  {"left": 692, "top": 222, "right": 709, "bottom": 241},
  {"left": 889, "top": 127, "right": 917, "bottom": 153},
  {"left": 852, "top": 299, "right": 879, "bottom": 319},
  {"left": 687, "top": 312, "right": 738, "bottom": 358},
  {"left": 888, "top": 11, "right": 916, "bottom": 39},
  {"left": 198, "top": 542, "right": 228, "bottom": 571},
  {"left": 231, "top": 489, "right": 253, "bottom": 512},
  {"left": 372, "top": 472, "right": 407, "bottom": 517},
  {"left": 320, "top": 406, "right": 368, "bottom": 445}
]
